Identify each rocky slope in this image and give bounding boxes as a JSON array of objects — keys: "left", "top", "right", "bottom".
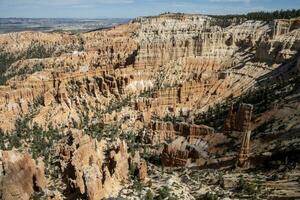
[
  {"left": 0, "top": 14, "right": 299, "bottom": 131},
  {"left": 0, "top": 13, "right": 299, "bottom": 199}
]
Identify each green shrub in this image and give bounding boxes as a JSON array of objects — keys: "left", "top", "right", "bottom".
[
  {"left": 269, "top": 174, "right": 279, "bottom": 181},
  {"left": 0, "top": 50, "right": 16, "bottom": 85},
  {"left": 25, "top": 42, "right": 54, "bottom": 59},
  {"left": 143, "top": 154, "right": 162, "bottom": 166},
  {"left": 156, "top": 186, "right": 170, "bottom": 200},
  {"left": 30, "top": 190, "right": 45, "bottom": 200},
  {"left": 238, "top": 177, "right": 258, "bottom": 195},
  {"left": 197, "top": 192, "right": 218, "bottom": 200},
  {"left": 145, "top": 190, "right": 154, "bottom": 200},
  {"left": 33, "top": 95, "right": 45, "bottom": 108},
  {"left": 133, "top": 179, "right": 143, "bottom": 193},
  {"left": 104, "top": 95, "right": 133, "bottom": 114}
]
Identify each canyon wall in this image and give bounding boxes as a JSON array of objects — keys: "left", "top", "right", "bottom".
[{"left": 0, "top": 14, "right": 299, "bottom": 135}]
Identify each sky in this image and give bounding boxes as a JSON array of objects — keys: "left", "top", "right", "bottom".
[{"left": 0, "top": 0, "right": 299, "bottom": 18}]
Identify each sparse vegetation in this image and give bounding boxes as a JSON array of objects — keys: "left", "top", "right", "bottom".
[
  {"left": 132, "top": 179, "right": 144, "bottom": 193},
  {"left": 269, "top": 174, "right": 280, "bottom": 181},
  {"left": 195, "top": 74, "right": 300, "bottom": 130},
  {"left": 0, "top": 115, "right": 62, "bottom": 161},
  {"left": 139, "top": 88, "right": 156, "bottom": 98},
  {"left": 104, "top": 95, "right": 133, "bottom": 114},
  {"left": 0, "top": 42, "right": 51, "bottom": 85},
  {"left": 197, "top": 192, "right": 218, "bottom": 200},
  {"left": 33, "top": 95, "right": 45, "bottom": 108},
  {"left": 156, "top": 186, "right": 171, "bottom": 200},
  {"left": 0, "top": 63, "right": 44, "bottom": 85},
  {"left": 0, "top": 114, "right": 64, "bottom": 185},
  {"left": 145, "top": 189, "right": 154, "bottom": 200},
  {"left": 0, "top": 51, "right": 18, "bottom": 85},
  {"left": 25, "top": 42, "right": 56, "bottom": 59},
  {"left": 143, "top": 152, "right": 162, "bottom": 166},
  {"left": 121, "top": 130, "right": 138, "bottom": 154},
  {"left": 238, "top": 177, "right": 259, "bottom": 196},
  {"left": 194, "top": 97, "right": 233, "bottom": 129},
  {"left": 151, "top": 113, "right": 185, "bottom": 124}
]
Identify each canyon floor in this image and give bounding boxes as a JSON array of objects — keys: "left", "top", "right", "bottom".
[{"left": 0, "top": 12, "right": 300, "bottom": 200}]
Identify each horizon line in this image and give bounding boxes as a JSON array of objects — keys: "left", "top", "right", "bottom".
[{"left": 1, "top": 9, "right": 299, "bottom": 19}]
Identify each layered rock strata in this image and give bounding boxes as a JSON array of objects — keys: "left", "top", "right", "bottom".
[
  {"left": 159, "top": 103, "right": 254, "bottom": 167},
  {"left": 222, "top": 103, "right": 254, "bottom": 167},
  {"left": 147, "top": 121, "right": 214, "bottom": 144},
  {"left": 0, "top": 15, "right": 299, "bottom": 131},
  {"left": 236, "top": 104, "right": 253, "bottom": 168},
  {"left": 223, "top": 103, "right": 253, "bottom": 133}
]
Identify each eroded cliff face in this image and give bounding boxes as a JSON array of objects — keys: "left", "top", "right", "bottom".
[
  {"left": 0, "top": 31, "right": 82, "bottom": 57},
  {"left": 0, "top": 150, "right": 47, "bottom": 200},
  {"left": 56, "top": 130, "right": 130, "bottom": 200},
  {"left": 0, "top": 15, "right": 299, "bottom": 132},
  {"left": 0, "top": 129, "right": 147, "bottom": 200}
]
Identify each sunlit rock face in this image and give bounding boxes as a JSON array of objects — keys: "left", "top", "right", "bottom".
[
  {"left": 0, "top": 14, "right": 299, "bottom": 131},
  {"left": 55, "top": 130, "right": 129, "bottom": 200},
  {"left": 0, "top": 150, "right": 47, "bottom": 200}
]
